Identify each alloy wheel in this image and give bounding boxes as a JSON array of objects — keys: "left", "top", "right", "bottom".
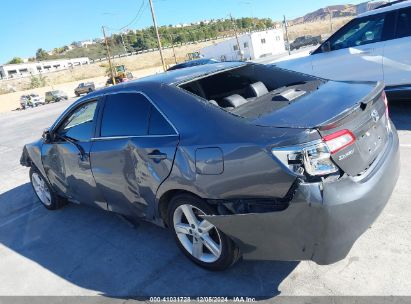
[
  {"left": 31, "top": 172, "right": 52, "bottom": 206},
  {"left": 173, "top": 204, "right": 222, "bottom": 263}
]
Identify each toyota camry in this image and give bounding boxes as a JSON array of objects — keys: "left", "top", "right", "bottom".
[{"left": 20, "top": 62, "right": 400, "bottom": 270}]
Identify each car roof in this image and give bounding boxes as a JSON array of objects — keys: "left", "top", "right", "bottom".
[
  {"left": 128, "top": 61, "right": 245, "bottom": 86},
  {"left": 358, "top": 0, "right": 411, "bottom": 17}
]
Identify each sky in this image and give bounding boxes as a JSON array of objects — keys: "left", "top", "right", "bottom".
[{"left": 0, "top": 0, "right": 366, "bottom": 64}]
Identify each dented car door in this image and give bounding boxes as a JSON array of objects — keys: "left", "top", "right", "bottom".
[{"left": 90, "top": 92, "right": 179, "bottom": 219}]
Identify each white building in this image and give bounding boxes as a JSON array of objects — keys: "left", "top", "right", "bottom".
[
  {"left": 0, "top": 57, "right": 90, "bottom": 79},
  {"left": 200, "top": 29, "right": 285, "bottom": 61},
  {"left": 74, "top": 40, "right": 95, "bottom": 48}
]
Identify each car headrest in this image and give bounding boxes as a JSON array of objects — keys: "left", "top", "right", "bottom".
[
  {"left": 249, "top": 82, "right": 269, "bottom": 97},
  {"left": 209, "top": 100, "right": 219, "bottom": 106},
  {"left": 221, "top": 94, "right": 248, "bottom": 108}
]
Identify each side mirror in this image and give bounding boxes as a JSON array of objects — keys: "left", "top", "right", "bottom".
[
  {"left": 42, "top": 128, "right": 52, "bottom": 143},
  {"left": 321, "top": 41, "right": 331, "bottom": 53}
]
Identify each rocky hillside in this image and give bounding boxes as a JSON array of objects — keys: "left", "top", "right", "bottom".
[{"left": 290, "top": 1, "right": 387, "bottom": 24}]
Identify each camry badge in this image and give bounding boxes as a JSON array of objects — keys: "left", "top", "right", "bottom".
[{"left": 371, "top": 110, "right": 380, "bottom": 123}]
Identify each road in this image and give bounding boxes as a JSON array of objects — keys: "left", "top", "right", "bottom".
[{"left": 0, "top": 96, "right": 410, "bottom": 298}]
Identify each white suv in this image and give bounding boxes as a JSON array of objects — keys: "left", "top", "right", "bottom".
[{"left": 275, "top": 0, "right": 411, "bottom": 99}]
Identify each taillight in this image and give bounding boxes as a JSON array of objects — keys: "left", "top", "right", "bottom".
[
  {"left": 302, "top": 142, "right": 338, "bottom": 176},
  {"left": 272, "top": 129, "right": 356, "bottom": 177},
  {"left": 272, "top": 140, "right": 339, "bottom": 177},
  {"left": 323, "top": 129, "right": 355, "bottom": 154},
  {"left": 382, "top": 91, "right": 389, "bottom": 117}
]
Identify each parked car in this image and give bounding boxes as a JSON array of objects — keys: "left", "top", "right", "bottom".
[
  {"left": 290, "top": 35, "right": 322, "bottom": 50},
  {"left": 19, "top": 94, "right": 44, "bottom": 109},
  {"left": 45, "top": 90, "right": 68, "bottom": 103},
  {"left": 167, "top": 58, "right": 219, "bottom": 71},
  {"left": 21, "top": 62, "right": 399, "bottom": 270},
  {"left": 275, "top": 0, "right": 411, "bottom": 99},
  {"left": 74, "top": 82, "right": 95, "bottom": 97}
]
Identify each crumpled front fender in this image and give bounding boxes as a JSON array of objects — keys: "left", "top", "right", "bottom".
[{"left": 20, "top": 139, "right": 47, "bottom": 178}]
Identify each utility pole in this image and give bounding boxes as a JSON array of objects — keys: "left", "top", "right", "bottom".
[
  {"left": 169, "top": 35, "right": 178, "bottom": 64},
  {"left": 148, "top": 0, "right": 167, "bottom": 71},
  {"left": 283, "top": 15, "right": 291, "bottom": 55},
  {"left": 102, "top": 26, "right": 116, "bottom": 85},
  {"left": 329, "top": 10, "right": 333, "bottom": 33},
  {"left": 120, "top": 32, "right": 128, "bottom": 54},
  {"left": 230, "top": 14, "right": 244, "bottom": 61}
]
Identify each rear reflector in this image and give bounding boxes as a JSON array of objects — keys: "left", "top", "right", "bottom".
[
  {"left": 382, "top": 91, "right": 389, "bottom": 117},
  {"left": 323, "top": 129, "right": 355, "bottom": 154}
]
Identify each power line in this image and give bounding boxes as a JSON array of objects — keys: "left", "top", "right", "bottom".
[{"left": 106, "top": 0, "right": 147, "bottom": 32}]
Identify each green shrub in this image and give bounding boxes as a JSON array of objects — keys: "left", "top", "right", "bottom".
[{"left": 30, "top": 74, "right": 48, "bottom": 89}]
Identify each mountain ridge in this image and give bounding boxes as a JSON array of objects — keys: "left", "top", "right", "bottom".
[{"left": 289, "top": 1, "right": 387, "bottom": 25}]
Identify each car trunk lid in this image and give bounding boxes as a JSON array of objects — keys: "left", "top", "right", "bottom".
[
  {"left": 318, "top": 83, "right": 389, "bottom": 176},
  {"left": 249, "top": 81, "right": 389, "bottom": 176}
]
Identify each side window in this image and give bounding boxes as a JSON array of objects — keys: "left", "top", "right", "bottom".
[
  {"left": 329, "top": 14, "right": 386, "bottom": 51},
  {"left": 100, "top": 93, "right": 151, "bottom": 137},
  {"left": 58, "top": 101, "right": 98, "bottom": 141},
  {"left": 149, "top": 107, "right": 175, "bottom": 135},
  {"left": 396, "top": 8, "right": 411, "bottom": 39}
]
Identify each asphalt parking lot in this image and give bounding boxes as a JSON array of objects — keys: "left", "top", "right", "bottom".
[{"left": 0, "top": 97, "right": 410, "bottom": 298}]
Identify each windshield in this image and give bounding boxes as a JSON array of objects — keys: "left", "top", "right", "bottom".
[{"left": 329, "top": 14, "right": 385, "bottom": 50}]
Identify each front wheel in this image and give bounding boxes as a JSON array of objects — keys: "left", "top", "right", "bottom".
[
  {"left": 168, "top": 194, "right": 240, "bottom": 271},
  {"left": 30, "top": 167, "right": 66, "bottom": 210}
]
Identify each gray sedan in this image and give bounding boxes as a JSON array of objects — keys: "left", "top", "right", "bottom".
[{"left": 20, "top": 62, "right": 399, "bottom": 270}]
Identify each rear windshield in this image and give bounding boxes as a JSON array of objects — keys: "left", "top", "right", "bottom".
[{"left": 178, "top": 64, "right": 321, "bottom": 118}]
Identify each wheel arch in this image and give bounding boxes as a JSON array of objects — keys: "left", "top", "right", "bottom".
[
  {"left": 20, "top": 141, "right": 48, "bottom": 179},
  {"left": 157, "top": 189, "right": 204, "bottom": 227}
]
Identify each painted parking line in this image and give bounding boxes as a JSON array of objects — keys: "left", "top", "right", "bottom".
[{"left": 0, "top": 204, "right": 42, "bottom": 229}]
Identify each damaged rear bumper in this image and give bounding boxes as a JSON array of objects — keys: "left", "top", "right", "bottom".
[{"left": 204, "top": 127, "right": 400, "bottom": 265}]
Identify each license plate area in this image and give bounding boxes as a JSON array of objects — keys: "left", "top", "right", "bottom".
[{"left": 356, "top": 116, "right": 388, "bottom": 160}]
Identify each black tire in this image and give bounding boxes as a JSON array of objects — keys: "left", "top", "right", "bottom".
[
  {"left": 168, "top": 194, "right": 241, "bottom": 271},
  {"left": 75, "top": 92, "right": 80, "bottom": 97},
  {"left": 29, "top": 167, "right": 67, "bottom": 210},
  {"left": 88, "top": 88, "right": 93, "bottom": 93}
]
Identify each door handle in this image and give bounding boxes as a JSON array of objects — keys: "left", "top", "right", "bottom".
[
  {"left": 148, "top": 150, "right": 167, "bottom": 160},
  {"left": 77, "top": 152, "right": 90, "bottom": 169},
  {"left": 355, "top": 48, "right": 373, "bottom": 55},
  {"left": 78, "top": 153, "right": 88, "bottom": 162}
]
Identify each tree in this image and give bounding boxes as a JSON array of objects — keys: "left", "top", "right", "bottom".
[
  {"left": 36, "top": 48, "right": 49, "bottom": 61},
  {"left": 29, "top": 74, "right": 47, "bottom": 89},
  {"left": 7, "top": 57, "right": 24, "bottom": 64}
]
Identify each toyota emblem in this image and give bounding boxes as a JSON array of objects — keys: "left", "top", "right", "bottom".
[{"left": 371, "top": 110, "right": 380, "bottom": 123}]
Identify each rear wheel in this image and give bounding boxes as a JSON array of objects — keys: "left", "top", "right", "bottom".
[
  {"left": 30, "top": 167, "right": 66, "bottom": 210},
  {"left": 168, "top": 194, "right": 240, "bottom": 271}
]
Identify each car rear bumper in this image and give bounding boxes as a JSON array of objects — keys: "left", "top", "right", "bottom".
[{"left": 204, "top": 124, "right": 400, "bottom": 265}]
